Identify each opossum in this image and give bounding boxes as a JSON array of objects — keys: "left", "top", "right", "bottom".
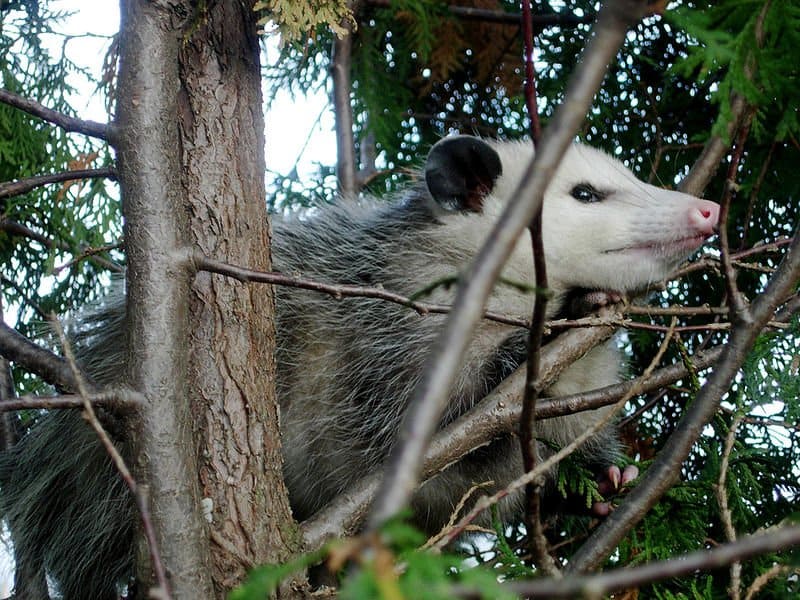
[{"left": 0, "top": 135, "right": 719, "bottom": 599}]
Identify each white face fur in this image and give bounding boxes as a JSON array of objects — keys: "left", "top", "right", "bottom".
[{"left": 485, "top": 140, "right": 720, "bottom": 294}]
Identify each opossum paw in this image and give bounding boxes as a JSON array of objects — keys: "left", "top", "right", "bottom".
[{"left": 591, "top": 464, "right": 639, "bottom": 516}]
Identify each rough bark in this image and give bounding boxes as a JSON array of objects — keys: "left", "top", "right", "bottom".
[{"left": 175, "top": 1, "right": 300, "bottom": 595}]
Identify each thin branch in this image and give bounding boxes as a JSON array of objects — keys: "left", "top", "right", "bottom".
[
  {"left": 53, "top": 242, "right": 123, "bottom": 274},
  {"left": 717, "top": 414, "right": 744, "bottom": 600},
  {"left": 433, "top": 318, "right": 677, "bottom": 550},
  {"left": 0, "top": 389, "right": 144, "bottom": 412},
  {"left": 50, "top": 318, "right": 172, "bottom": 600},
  {"left": 0, "top": 88, "right": 112, "bottom": 141},
  {"left": 195, "top": 252, "right": 530, "bottom": 328},
  {"left": 453, "top": 525, "right": 800, "bottom": 599},
  {"left": 718, "top": 111, "right": 754, "bottom": 315},
  {"left": 738, "top": 142, "right": 776, "bottom": 249},
  {"left": 0, "top": 167, "right": 117, "bottom": 199},
  {"left": 0, "top": 318, "right": 86, "bottom": 393},
  {"left": 678, "top": 93, "right": 749, "bottom": 197},
  {"left": 332, "top": 2, "right": 358, "bottom": 196},
  {"left": 436, "top": 322, "right": 672, "bottom": 549},
  {"left": 744, "top": 563, "right": 800, "bottom": 600},
  {"left": 366, "top": 0, "right": 653, "bottom": 532},
  {"left": 567, "top": 224, "right": 800, "bottom": 573},
  {"left": 197, "top": 252, "right": 790, "bottom": 333},
  {"left": 658, "top": 236, "right": 793, "bottom": 282},
  {"left": 519, "top": 0, "right": 555, "bottom": 575},
  {"left": 1, "top": 218, "right": 124, "bottom": 273},
  {"left": 366, "top": 0, "right": 593, "bottom": 28}
]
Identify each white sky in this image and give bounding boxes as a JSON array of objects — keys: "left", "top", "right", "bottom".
[{"left": 47, "top": 0, "right": 336, "bottom": 186}]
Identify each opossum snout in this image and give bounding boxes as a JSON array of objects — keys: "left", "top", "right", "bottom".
[{"left": 688, "top": 199, "right": 720, "bottom": 236}]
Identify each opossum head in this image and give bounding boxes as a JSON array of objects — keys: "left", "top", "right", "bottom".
[{"left": 424, "top": 135, "right": 720, "bottom": 296}]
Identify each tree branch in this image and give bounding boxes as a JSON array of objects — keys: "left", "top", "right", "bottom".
[
  {"left": 519, "top": 0, "right": 555, "bottom": 575},
  {"left": 0, "top": 167, "right": 117, "bottom": 199},
  {"left": 195, "top": 252, "right": 530, "bottom": 328},
  {"left": 0, "top": 389, "right": 144, "bottom": 412},
  {"left": 332, "top": 1, "right": 358, "bottom": 196},
  {"left": 1, "top": 218, "right": 124, "bottom": 273},
  {"left": 0, "top": 88, "right": 113, "bottom": 141},
  {"left": 51, "top": 317, "right": 171, "bottom": 600},
  {"left": 717, "top": 414, "right": 744, "bottom": 600},
  {"left": 454, "top": 525, "right": 800, "bottom": 598},
  {"left": 366, "top": 0, "right": 593, "bottom": 28},
  {"left": 366, "top": 0, "right": 661, "bottom": 532},
  {"left": 0, "top": 319, "right": 87, "bottom": 393}
]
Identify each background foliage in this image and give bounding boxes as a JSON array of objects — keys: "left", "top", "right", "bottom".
[
  {"left": 1, "top": 2, "right": 120, "bottom": 354},
  {"left": 1, "top": 0, "right": 798, "bottom": 597}
]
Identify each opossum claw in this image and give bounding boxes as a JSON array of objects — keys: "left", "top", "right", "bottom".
[{"left": 592, "top": 464, "right": 640, "bottom": 515}]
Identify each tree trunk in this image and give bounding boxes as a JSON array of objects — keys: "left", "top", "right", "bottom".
[
  {"left": 176, "top": 2, "right": 301, "bottom": 595},
  {"left": 116, "top": 1, "right": 299, "bottom": 597}
]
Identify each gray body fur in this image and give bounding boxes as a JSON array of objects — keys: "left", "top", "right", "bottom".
[{"left": 0, "top": 136, "right": 719, "bottom": 598}]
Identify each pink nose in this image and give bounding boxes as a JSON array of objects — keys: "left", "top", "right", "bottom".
[{"left": 689, "top": 199, "right": 720, "bottom": 235}]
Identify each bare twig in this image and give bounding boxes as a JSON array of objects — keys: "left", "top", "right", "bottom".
[
  {"left": 744, "top": 563, "right": 799, "bottom": 600},
  {"left": 0, "top": 88, "right": 112, "bottom": 141},
  {"left": 738, "top": 142, "right": 775, "bottom": 249},
  {"left": 195, "top": 252, "right": 530, "bottom": 328},
  {"left": 54, "top": 242, "right": 123, "bottom": 274},
  {"left": 332, "top": 1, "right": 359, "bottom": 196},
  {"left": 0, "top": 167, "right": 116, "bottom": 199},
  {"left": 367, "top": 0, "right": 593, "bottom": 28},
  {"left": 669, "top": 237, "right": 794, "bottom": 281},
  {"left": 0, "top": 389, "right": 144, "bottom": 412},
  {"left": 717, "top": 414, "right": 744, "bottom": 600},
  {"left": 1, "top": 218, "right": 124, "bottom": 273},
  {"left": 718, "top": 113, "right": 754, "bottom": 315},
  {"left": 518, "top": 0, "right": 556, "bottom": 575},
  {"left": 50, "top": 317, "right": 171, "bottom": 600},
  {"left": 366, "top": 0, "right": 653, "bottom": 532}
]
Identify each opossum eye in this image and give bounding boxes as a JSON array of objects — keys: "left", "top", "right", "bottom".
[{"left": 570, "top": 183, "right": 605, "bottom": 203}]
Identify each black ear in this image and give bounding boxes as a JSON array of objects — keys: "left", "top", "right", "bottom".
[{"left": 424, "top": 135, "right": 502, "bottom": 212}]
